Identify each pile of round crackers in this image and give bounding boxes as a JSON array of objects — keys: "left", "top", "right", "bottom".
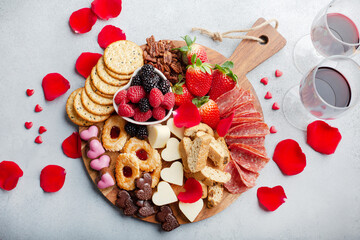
[{"left": 66, "top": 40, "right": 144, "bottom": 126}]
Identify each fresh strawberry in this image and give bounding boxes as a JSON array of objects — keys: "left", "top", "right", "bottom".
[
  {"left": 208, "top": 61, "right": 238, "bottom": 100},
  {"left": 175, "top": 35, "right": 208, "bottom": 64},
  {"left": 172, "top": 75, "right": 194, "bottom": 107},
  {"left": 186, "top": 55, "right": 212, "bottom": 97},
  {"left": 192, "top": 96, "right": 220, "bottom": 129}
]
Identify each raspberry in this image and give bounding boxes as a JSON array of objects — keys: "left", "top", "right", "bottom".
[
  {"left": 127, "top": 86, "right": 146, "bottom": 103},
  {"left": 162, "top": 92, "right": 175, "bottom": 110},
  {"left": 136, "top": 125, "right": 148, "bottom": 140},
  {"left": 114, "top": 90, "right": 128, "bottom": 105},
  {"left": 152, "top": 106, "right": 166, "bottom": 120},
  {"left": 134, "top": 108, "right": 152, "bottom": 122},
  {"left": 125, "top": 122, "right": 138, "bottom": 137},
  {"left": 158, "top": 79, "right": 171, "bottom": 94},
  {"left": 118, "top": 103, "right": 135, "bottom": 117},
  {"left": 130, "top": 75, "right": 142, "bottom": 86},
  {"left": 149, "top": 88, "right": 164, "bottom": 108},
  {"left": 139, "top": 98, "right": 151, "bottom": 112}
]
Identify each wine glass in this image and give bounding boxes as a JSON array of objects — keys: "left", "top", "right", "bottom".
[
  {"left": 283, "top": 55, "right": 360, "bottom": 130},
  {"left": 293, "top": 0, "right": 360, "bottom": 74}
]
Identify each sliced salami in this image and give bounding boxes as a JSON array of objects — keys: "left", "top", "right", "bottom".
[
  {"left": 225, "top": 136, "right": 265, "bottom": 145},
  {"left": 215, "top": 85, "right": 243, "bottom": 114},
  {"left": 231, "top": 117, "right": 263, "bottom": 126},
  {"left": 229, "top": 143, "right": 269, "bottom": 172},
  {"left": 221, "top": 90, "right": 256, "bottom": 118},
  {"left": 224, "top": 161, "right": 249, "bottom": 194},
  {"left": 247, "top": 145, "right": 267, "bottom": 156},
  {"left": 235, "top": 111, "right": 263, "bottom": 118},
  {"left": 228, "top": 122, "right": 269, "bottom": 137},
  {"left": 237, "top": 164, "right": 259, "bottom": 187}
]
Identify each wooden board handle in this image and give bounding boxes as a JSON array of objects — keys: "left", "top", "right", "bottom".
[{"left": 227, "top": 18, "right": 287, "bottom": 76}]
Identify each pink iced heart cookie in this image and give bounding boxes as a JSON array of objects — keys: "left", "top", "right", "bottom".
[
  {"left": 97, "top": 168, "right": 115, "bottom": 189},
  {"left": 87, "top": 138, "right": 105, "bottom": 159},
  {"left": 80, "top": 125, "right": 99, "bottom": 141},
  {"left": 90, "top": 155, "right": 110, "bottom": 171}
]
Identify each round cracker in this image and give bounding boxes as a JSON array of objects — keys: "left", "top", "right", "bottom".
[
  {"left": 81, "top": 88, "right": 115, "bottom": 115},
  {"left": 73, "top": 88, "right": 110, "bottom": 123},
  {"left": 66, "top": 89, "right": 93, "bottom": 126},
  {"left": 89, "top": 79, "right": 113, "bottom": 98},
  {"left": 84, "top": 76, "right": 113, "bottom": 106},
  {"left": 97, "top": 57, "right": 130, "bottom": 86},
  {"left": 103, "top": 40, "right": 144, "bottom": 75},
  {"left": 104, "top": 66, "right": 132, "bottom": 80},
  {"left": 91, "top": 67, "right": 122, "bottom": 95}
]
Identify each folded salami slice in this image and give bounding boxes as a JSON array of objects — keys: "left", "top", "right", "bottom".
[
  {"left": 228, "top": 122, "right": 269, "bottom": 137},
  {"left": 221, "top": 90, "right": 256, "bottom": 118},
  {"left": 229, "top": 143, "right": 269, "bottom": 172},
  {"left": 231, "top": 117, "right": 263, "bottom": 126},
  {"left": 224, "top": 161, "right": 249, "bottom": 194},
  {"left": 248, "top": 145, "right": 267, "bottom": 156},
  {"left": 237, "top": 163, "right": 259, "bottom": 187},
  {"left": 215, "top": 85, "right": 245, "bottom": 117},
  {"left": 225, "top": 136, "right": 265, "bottom": 146},
  {"left": 235, "top": 111, "right": 263, "bottom": 119}
]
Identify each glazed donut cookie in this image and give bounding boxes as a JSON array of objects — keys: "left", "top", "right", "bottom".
[
  {"left": 115, "top": 153, "right": 140, "bottom": 191},
  {"left": 102, "top": 115, "right": 129, "bottom": 151},
  {"left": 123, "top": 137, "right": 161, "bottom": 172},
  {"left": 149, "top": 162, "right": 162, "bottom": 188}
]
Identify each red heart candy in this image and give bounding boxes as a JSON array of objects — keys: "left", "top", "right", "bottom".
[
  {"left": 273, "top": 139, "right": 306, "bottom": 175},
  {"left": 35, "top": 104, "right": 43, "bottom": 112},
  {"left": 216, "top": 112, "right": 234, "bottom": 137},
  {"left": 75, "top": 52, "right": 102, "bottom": 79},
  {"left": 264, "top": 91, "right": 272, "bottom": 99},
  {"left": 98, "top": 25, "right": 126, "bottom": 49},
  {"left": 91, "top": 0, "right": 122, "bottom": 20},
  {"left": 69, "top": 8, "right": 97, "bottom": 34},
  {"left": 270, "top": 126, "right": 277, "bottom": 134},
  {"left": 25, "top": 122, "right": 33, "bottom": 129},
  {"left": 272, "top": 102, "right": 280, "bottom": 110},
  {"left": 260, "top": 77, "right": 268, "bottom": 85},
  {"left": 39, "top": 126, "right": 47, "bottom": 134},
  {"left": 307, "top": 120, "right": 342, "bottom": 155},
  {"left": 173, "top": 102, "right": 201, "bottom": 128},
  {"left": 42, "top": 73, "right": 70, "bottom": 101},
  {"left": 177, "top": 178, "right": 203, "bottom": 203},
  {"left": 26, "top": 89, "right": 35, "bottom": 96},
  {"left": 0, "top": 161, "right": 23, "bottom": 191},
  {"left": 275, "top": 69, "right": 283, "bottom": 77},
  {"left": 40, "top": 165, "right": 66, "bottom": 193},
  {"left": 62, "top": 132, "right": 82, "bottom": 159},
  {"left": 257, "top": 185, "right": 287, "bottom": 211},
  {"left": 35, "top": 136, "right": 43, "bottom": 144}
]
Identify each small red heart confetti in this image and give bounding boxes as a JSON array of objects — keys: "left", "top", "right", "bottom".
[
  {"left": 40, "top": 165, "right": 66, "bottom": 193},
  {"left": 177, "top": 178, "right": 203, "bottom": 203},
  {"left": 270, "top": 126, "right": 277, "bottom": 134},
  {"left": 25, "top": 122, "right": 33, "bottom": 129},
  {"left": 307, "top": 120, "right": 342, "bottom": 155},
  {"left": 173, "top": 102, "right": 201, "bottom": 128},
  {"left": 35, "top": 136, "right": 43, "bottom": 144},
  {"left": 35, "top": 104, "right": 43, "bottom": 112},
  {"left": 39, "top": 126, "right": 47, "bottom": 134},
  {"left": 216, "top": 112, "right": 234, "bottom": 137},
  {"left": 264, "top": 91, "right": 272, "bottom": 99},
  {"left": 275, "top": 69, "right": 283, "bottom": 77},
  {"left": 0, "top": 161, "right": 23, "bottom": 191},
  {"left": 62, "top": 132, "right": 82, "bottom": 159},
  {"left": 69, "top": 8, "right": 97, "bottom": 34},
  {"left": 42, "top": 73, "right": 70, "bottom": 101},
  {"left": 273, "top": 139, "right": 306, "bottom": 175},
  {"left": 75, "top": 52, "right": 102, "bottom": 79},
  {"left": 91, "top": 0, "right": 122, "bottom": 20},
  {"left": 98, "top": 25, "right": 126, "bottom": 49},
  {"left": 26, "top": 89, "right": 35, "bottom": 96},
  {"left": 272, "top": 102, "right": 280, "bottom": 110},
  {"left": 257, "top": 185, "right": 287, "bottom": 211},
  {"left": 260, "top": 77, "right": 268, "bottom": 85}
]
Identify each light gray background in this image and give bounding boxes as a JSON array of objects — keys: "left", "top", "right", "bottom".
[{"left": 1, "top": 0, "right": 359, "bottom": 239}]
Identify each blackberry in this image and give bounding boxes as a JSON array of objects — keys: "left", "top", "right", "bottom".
[
  {"left": 138, "top": 98, "right": 150, "bottom": 112},
  {"left": 141, "top": 64, "right": 155, "bottom": 79},
  {"left": 130, "top": 75, "right": 142, "bottom": 86},
  {"left": 142, "top": 74, "right": 160, "bottom": 93},
  {"left": 125, "top": 122, "right": 138, "bottom": 137},
  {"left": 157, "top": 79, "right": 171, "bottom": 94},
  {"left": 136, "top": 125, "right": 148, "bottom": 140}
]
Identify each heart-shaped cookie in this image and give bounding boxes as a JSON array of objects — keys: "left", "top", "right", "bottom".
[
  {"left": 179, "top": 198, "right": 204, "bottom": 222},
  {"left": 160, "top": 161, "right": 183, "bottom": 186},
  {"left": 97, "top": 172, "right": 115, "bottom": 189},
  {"left": 87, "top": 139, "right": 105, "bottom": 159},
  {"left": 152, "top": 181, "right": 177, "bottom": 206},
  {"left": 166, "top": 118, "right": 184, "bottom": 139},
  {"left": 161, "top": 138, "right": 181, "bottom": 162},
  {"left": 90, "top": 155, "right": 110, "bottom": 171},
  {"left": 80, "top": 125, "right": 99, "bottom": 141}
]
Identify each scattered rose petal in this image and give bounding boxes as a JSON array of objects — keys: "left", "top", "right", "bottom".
[
  {"left": 62, "top": 132, "right": 82, "bottom": 159},
  {"left": 26, "top": 89, "right": 34, "bottom": 96},
  {"left": 272, "top": 102, "right": 280, "bottom": 110},
  {"left": 307, "top": 120, "right": 342, "bottom": 155},
  {"left": 216, "top": 112, "right": 234, "bottom": 137},
  {"left": 275, "top": 69, "right": 283, "bottom": 77},
  {"left": 35, "top": 104, "right": 43, "bottom": 112},
  {"left": 273, "top": 139, "right": 306, "bottom": 175},
  {"left": 260, "top": 77, "right": 268, "bottom": 85},
  {"left": 177, "top": 178, "right": 203, "bottom": 203},
  {"left": 265, "top": 91, "right": 272, "bottom": 99},
  {"left": 39, "top": 126, "right": 47, "bottom": 134},
  {"left": 91, "top": 0, "right": 122, "bottom": 20},
  {"left": 0, "top": 161, "right": 23, "bottom": 191},
  {"left": 257, "top": 185, "right": 287, "bottom": 211},
  {"left": 173, "top": 102, "right": 201, "bottom": 128},
  {"left": 25, "top": 122, "right": 33, "bottom": 129},
  {"left": 75, "top": 52, "right": 102, "bottom": 78},
  {"left": 69, "top": 8, "right": 97, "bottom": 34},
  {"left": 42, "top": 73, "right": 70, "bottom": 101},
  {"left": 35, "top": 136, "right": 43, "bottom": 144},
  {"left": 40, "top": 165, "right": 66, "bottom": 193},
  {"left": 270, "top": 126, "right": 277, "bottom": 134},
  {"left": 98, "top": 25, "right": 126, "bottom": 49}
]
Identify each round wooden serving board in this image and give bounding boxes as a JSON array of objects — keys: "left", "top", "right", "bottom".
[{"left": 80, "top": 18, "right": 286, "bottom": 225}]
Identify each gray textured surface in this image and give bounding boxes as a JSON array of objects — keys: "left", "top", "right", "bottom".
[{"left": 1, "top": 0, "right": 360, "bottom": 239}]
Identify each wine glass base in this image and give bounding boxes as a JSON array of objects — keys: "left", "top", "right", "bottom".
[
  {"left": 282, "top": 85, "right": 318, "bottom": 131},
  {"left": 293, "top": 34, "right": 324, "bottom": 74}
]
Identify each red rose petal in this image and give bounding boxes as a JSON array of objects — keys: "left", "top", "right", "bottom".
[
  {"left": 98, "top": 25, "right": 126, "bottom": 49},
  {"left": 257, "top": 185, "right": 287, "bottom": 211},
  {"left": 91, "top": 0, "right": 122, "bottom": 20},
  {"left": 62, "top": 132, "right": 82, "bottom": 159},
  {"left": 270, "top": 126, "right": 277, "bottom": 134},
  {"left": 0, "top": 161, "right": 23, "bottom": 191},
  {"left": 26, "top": 89, "right": 34, "bottom": 96},
  {"left": 260, "top": 77, "right": 268, "bottom": 85},
  {"left": 216, "top": 112, "right": 234, "bottom": 137},
  {"left": 307, "top": 120, "right": 342, "bottom": 155},
  {"left": 177, "top": 178, "right": 203, "bottom": 203},
  {"left": 273, "top": 139, "right": 306, "bottom": 175},
  {"left": 75, "top": 52, "right": 102, "bottom": 78},
  {"left": 275, "top": 69, "right": 283, "bottom": 77},
  {"left": 173, "top": 102, "right": 201, "bottom": 128},
  {"left": 39, "top": 126, "right": 47, "bottom": 134},
  {"left": 40, "top": 165, "right": 66, "bottom": 193},
  {"left": 42, "top": 73, "right": 70, "bottom": 101},
  {"left": 272, "top": 102, "right": 280, "bottom": 110},
  {"left": 25, "top": 122, "right": 33, "bottom": 129},
  {"left": 35, "top": 136, "right": 43, "bottom": 144},
  {"left": 264, "top": 91, "right": 272, "bottom": 99},
  {"left": 35, "top": 104, "right": 43, "bottom": 112},
  {"left": 69, "top": 8, "right": 97, "bottom": 34}
]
